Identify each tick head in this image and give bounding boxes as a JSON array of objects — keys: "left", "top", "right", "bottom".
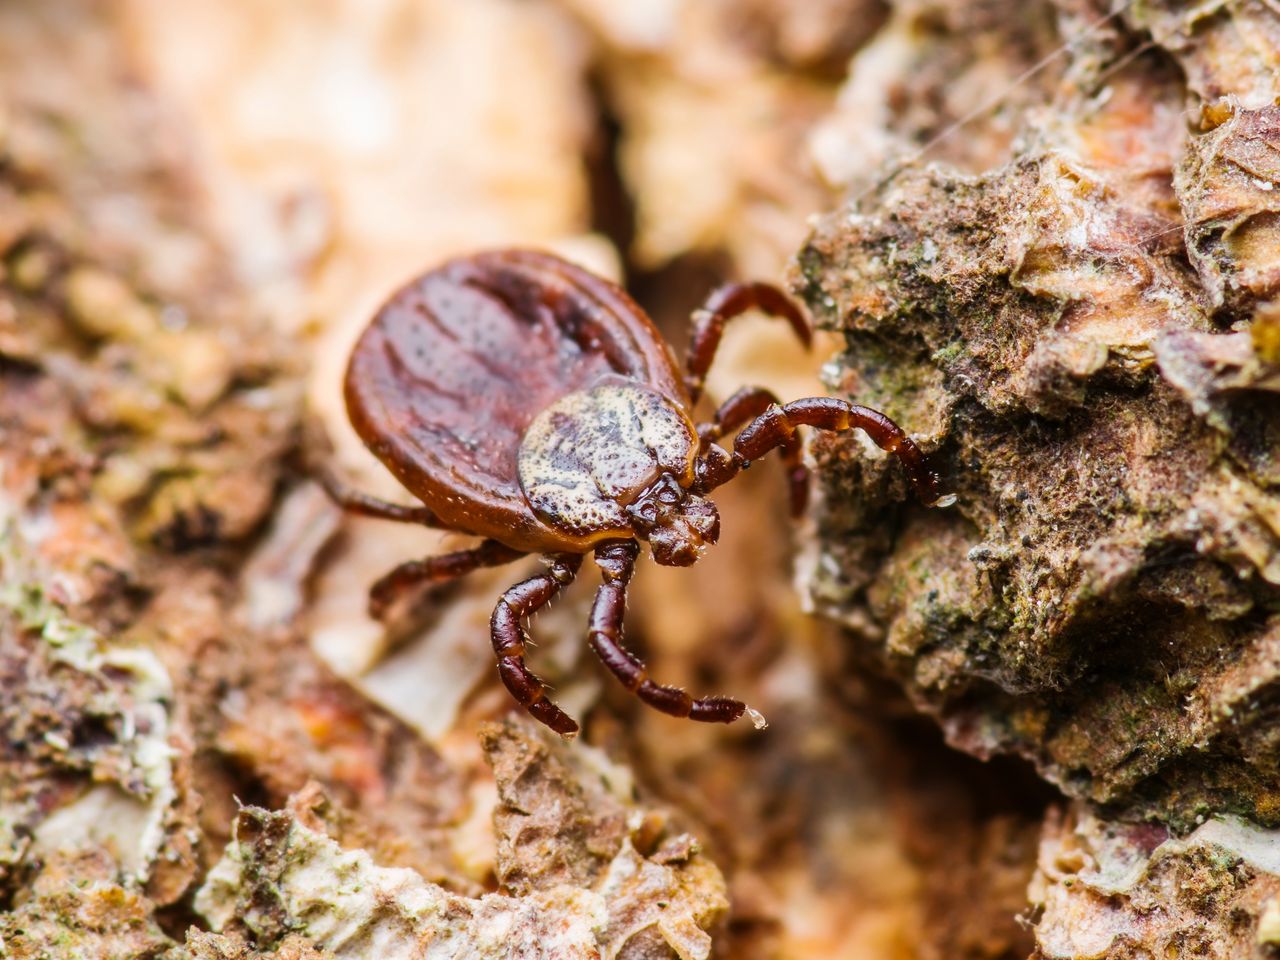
[
  {"left": 625, "top": 473, "right": 719, "bottom": 567},
  {"left": 518, "top": 382, "right": 704, "bottom": 550}
]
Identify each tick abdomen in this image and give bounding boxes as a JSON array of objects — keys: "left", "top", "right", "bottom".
[
  {"left": 517, "top": 381, "right": 698, "bottom": 537},
  {"left": 344, "top": 250, "right": 688, "bottom": 552}
]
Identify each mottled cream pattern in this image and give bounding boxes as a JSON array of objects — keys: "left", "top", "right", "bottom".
[{"left": 517, "top": 382, "right": 696, "bottom": 536}]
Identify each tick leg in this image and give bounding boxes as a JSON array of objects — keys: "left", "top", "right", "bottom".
[
  {"left": 726, "top": 397, "right": 951, "bottom": 507},
  {"left": 685, "top": 282, "right": 811, "bottom": 404},
  {"left": 491, "top": 554, "right": 584, "bottom": 737},
  {"left": 588, "top": 541, "right": 747, "bottom": 725},
  {"left": 320, "top": 471, "right": 442, "bottom": 525},
  {"left": 369, "top": 539, "right": 526, "bottom": 620},
  {"left": 698, "top": 386, "right": 808, "bottom": 516}
]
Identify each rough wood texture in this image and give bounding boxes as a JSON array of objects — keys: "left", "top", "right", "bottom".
[{"left": 797, "top": 0, "right": 1280, "bottom": 955}]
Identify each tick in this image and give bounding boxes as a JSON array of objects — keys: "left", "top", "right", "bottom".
[{"left": 324, "top": 249, "right": 950, "bottom": 736}]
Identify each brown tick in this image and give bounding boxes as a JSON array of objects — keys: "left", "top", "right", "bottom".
[{"left": 325, "top": 249, "right": 950, "bottom": 736}]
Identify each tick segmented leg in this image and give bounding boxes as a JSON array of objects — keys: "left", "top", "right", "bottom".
[
  {"left": 730, "top": 397, "right": 951, "bottom": 507},
  {"left": 491, "top": 554, "right": 584, "bottom": 737},
  {"left": 698, "top": 386, "right": 808, "bottom": 516},
  {"left": 369, "top": 539, "right": 526, "bottom": 619},
  {"left": 685, "top": 282, "right": 811, "bottom": 404},
  {"left": 588, "top": 541, "right": 746, "bottom": 724},
  {"left": 320, "top": 471, "right": 442, "bottom": 525}
]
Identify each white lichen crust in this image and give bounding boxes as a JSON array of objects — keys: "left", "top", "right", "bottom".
[
  {"left": 1030, "top": 804, "right": 1280, "bottom": 959},
  {"left": 197, "top": 777, "right": 728, "bottom": 960},
  {"left": 198, "top": 810, "right": 606, "bottom": 959},
  {"left": 517, "top": 382, "right": 696, "bottom": 537},
  {"left": 0, "top": 536, "right": 177, "bottom": 886}
]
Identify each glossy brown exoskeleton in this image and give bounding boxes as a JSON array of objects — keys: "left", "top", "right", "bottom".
[{"left": 326, "top": 249, "right": 951, "bottom": 736}]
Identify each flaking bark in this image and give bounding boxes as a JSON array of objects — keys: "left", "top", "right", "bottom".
[{"left": 798, "top": 0, "right": 1280, "bottom": 954}]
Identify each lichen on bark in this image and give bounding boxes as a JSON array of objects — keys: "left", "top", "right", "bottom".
[
  {"left": 1028, "top": 802, "right": 1280, "bottom": 959},
  {"left": 196, "top": 725, "right": 729, "bottom": 960},
  {"left": 797, "top": 0, "right": 1280, "bottom": 829}
]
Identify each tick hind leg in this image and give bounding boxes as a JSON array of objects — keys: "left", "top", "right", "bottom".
[
  {"left": 588, "top": 541, "right": 748, "bottom": 724},
  {"left": 369, "top": 539, "right": 526, "bottom": 620},
  {"left": 491, "top": 554, "right": 584, "bottom": 736},
  {"left": 684, "top": 282, "right": 811, "bottom": 404},
  {"left": 320, "top": 470, "right": 442, "bottom": 525},
  {"left": 699, "top": 386, "right": 809, "bottom": 516}
]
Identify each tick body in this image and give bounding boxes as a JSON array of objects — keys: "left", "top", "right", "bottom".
[{"left": 329, "top": 249, "right": 949, "bottom": 736}]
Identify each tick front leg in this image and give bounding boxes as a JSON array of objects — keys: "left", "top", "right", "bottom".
[
  {"left": 733, "top": 397, "right": 952, "bottom": 507},
  {"left": 588, "top": 541, "right": 747, "bottom": 724},
  {"left": 698, "top": 386, "right": 808, "bottom": 516},
  {"left": 369, "top": 539, "right": 526, "bottom": 619},
  {"left": 320, "top": 470, "right": 442, "bottom": 525},
  {"left": 685, "top": 282, "right": 811, "bottom": 404},
  {"left": 491, "top": 554, "right": 584, "bottom": 737}
]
